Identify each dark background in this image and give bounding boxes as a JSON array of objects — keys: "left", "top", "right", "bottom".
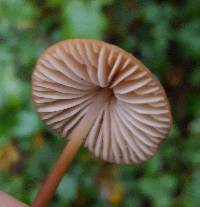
[{"left": 0, "top": 0, "right": 200, "bottom": 206}]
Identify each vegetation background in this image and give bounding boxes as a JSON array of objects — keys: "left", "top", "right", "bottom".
[{"left": 0, "top": 0, "right": 200, "bottom": 206}]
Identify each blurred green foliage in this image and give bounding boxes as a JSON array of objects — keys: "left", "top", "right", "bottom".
[{"left": 0, "top": 0, "right": 200, "bottom": 206}]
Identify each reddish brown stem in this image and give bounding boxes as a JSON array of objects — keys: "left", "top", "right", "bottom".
[{"left": 31, "top": 89, "right": 111, "bottom": 207}]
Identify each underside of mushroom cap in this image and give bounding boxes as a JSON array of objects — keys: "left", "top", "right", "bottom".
[{"left": 32, "top": 39, "right": 172, "bottom": 164}]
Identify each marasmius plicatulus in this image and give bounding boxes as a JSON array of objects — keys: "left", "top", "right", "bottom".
[{"left": 31, "top": 39, "right": 172, "bottom": 207}]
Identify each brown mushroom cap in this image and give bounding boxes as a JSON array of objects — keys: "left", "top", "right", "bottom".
[{"left": 32, "top": 39, "right": 172, "bottom": 164}]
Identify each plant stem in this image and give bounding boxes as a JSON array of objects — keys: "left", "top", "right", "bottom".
[{"left": 31, "top": 89, "right": 112, "bottom": 207}]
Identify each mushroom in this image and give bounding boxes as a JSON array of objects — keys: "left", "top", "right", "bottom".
[
  {"left": 31, "top": 39, "right": 172, "bottom": 206},
  {"left": 0, "top": 192, "right": 28, "bottom": 207}
]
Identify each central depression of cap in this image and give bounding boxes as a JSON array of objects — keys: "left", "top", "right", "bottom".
[{"left": 32, "top": 39, "right": 172, "bottom": 164}]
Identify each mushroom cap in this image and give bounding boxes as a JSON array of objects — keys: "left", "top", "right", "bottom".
[{"left": 32, "top": 39, "right": 172, "bottom": 164}]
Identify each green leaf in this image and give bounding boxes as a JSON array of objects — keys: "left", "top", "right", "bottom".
[
  {"left": 57, "top": 175, "right": 78, "bottom": 202},
  {"left": 189, "top": 67, "right": 200, "bottom": 86},
  {"left": 62, "top": 0, "right": 108, "bottom": 39},
  {"left": 183, "top": 171, "right": 200, "bottom": 206},
  {"left": 13, "top": 110, "right": 41, "bottom": 137},
  {"left": 0, "top": 0, "right": 38, "bottom": 30},
  {"left": 177, "top": 20, "right": 200, "bottom": 59},
  {"left": 139, "top": 174, "right": 177, "bottom": 207},
  {"left": 140, "top": 3, "right": 175, "bottom": 24}
]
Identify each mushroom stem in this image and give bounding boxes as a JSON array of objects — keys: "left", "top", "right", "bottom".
[{"left": 31, "top": 88, "right": 112, "bottom": 207}]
